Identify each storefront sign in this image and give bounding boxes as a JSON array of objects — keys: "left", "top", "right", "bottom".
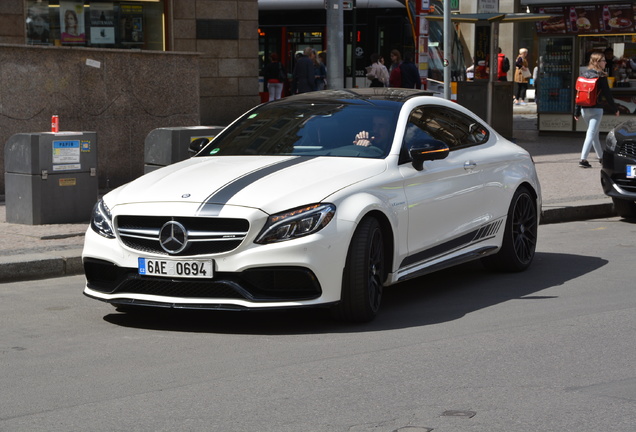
[{"left": 534, "top": 4, "right": 635, "bottom": 35}]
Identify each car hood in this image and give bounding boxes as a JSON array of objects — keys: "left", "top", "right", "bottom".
[{"left": 109, "top": 156, "right": 387, "bottom": 214}]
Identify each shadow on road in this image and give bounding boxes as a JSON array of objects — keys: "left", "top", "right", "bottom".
[{"left": 103, "top": 251, "right": 607, "bottom": 334}]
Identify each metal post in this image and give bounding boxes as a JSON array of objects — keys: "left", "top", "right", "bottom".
[
  {"left": 443, "top": 0, "right": 451, "bottom": 100},
  {"left": 351, "top": 0, "right": 357, "bottom": 88},
  {"left": 326, "top": 0, "right": 344, "bottom": 89},
  {"left": 487, "top": 22, "right": 499, "bottom": 125}
]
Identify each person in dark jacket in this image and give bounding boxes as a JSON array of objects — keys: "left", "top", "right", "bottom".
[
  {"left": 399, "top": 52, "right": 420, "bottom": 89},
  {"left": 574, "top": 52, "right": 620, "bottom": 168},
  {"left": 292, "top": 47, "right": 317, "bottom": 94}
]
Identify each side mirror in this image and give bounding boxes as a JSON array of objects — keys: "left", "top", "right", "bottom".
[
  {"left": 409, "top": 139, "right": 449, "bottom": 171},
  {"left": 189, "top": 137, "right": 211, "bottom": 156}
]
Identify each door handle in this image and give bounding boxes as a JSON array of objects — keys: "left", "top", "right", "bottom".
[{"left": 464, "top": 161, "right": 477, "bottom": 170}]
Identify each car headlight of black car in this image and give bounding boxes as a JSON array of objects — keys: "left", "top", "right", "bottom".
[
  {"left": 255, "top": 203, "right": 336, "bottom": 244},
  {"left": 90, "top": 199, "right": 115, "bottom": 239},
  {"left": 606, "top": 128, "right": 617, "bottom": 152}
]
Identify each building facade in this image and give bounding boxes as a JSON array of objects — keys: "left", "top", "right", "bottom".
[{"left": 0, "top": 0, "right": 259, "bottom": 195}]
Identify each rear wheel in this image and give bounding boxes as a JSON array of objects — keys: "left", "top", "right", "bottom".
[
  {"left": 482, "top": 186, "right": 537, "bottom": 272},
  {"left": 332, "top": 218, "right": 384, "bottom": 322},
  {"left": 612, "top": 197, "right": 636, "bottom": 219}
]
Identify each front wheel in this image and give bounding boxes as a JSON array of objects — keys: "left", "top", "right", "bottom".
[
  {"left": 612, "top": 197, "right": 636, "bottom": 219},
  {"left": 482, "top": 186, "right": 538, "bottom": 272},
  {"left": 332, "top": 218, "right": 385, "bottom": 322}
]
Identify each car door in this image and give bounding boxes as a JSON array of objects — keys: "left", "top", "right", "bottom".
[{"left": 398, "top": 105, "right": 490, "bottom": 267}]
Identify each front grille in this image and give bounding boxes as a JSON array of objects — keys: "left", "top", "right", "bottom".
[
  {"left": 116, "top": 216, "right": 249, "bottom": 256},
  {"left": 84, "top": 258, "right": 322, "bottom": 302},
  {"left": 617, "top": 140, "right": 636, "bottom": 158}
]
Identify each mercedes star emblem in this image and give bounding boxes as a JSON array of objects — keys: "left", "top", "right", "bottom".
[{"left": 159, "top": 221, "right": 188, "bottom": 254}]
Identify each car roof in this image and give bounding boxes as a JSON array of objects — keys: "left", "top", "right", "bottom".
[{"left": 280, "top": 88, "right": 435, "bottom": 105}]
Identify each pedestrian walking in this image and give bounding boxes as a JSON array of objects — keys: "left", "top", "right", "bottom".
[
  {"left": 262, "top": 53, "right": 286, "bottom": 101},
  {"left": 313, "top": 52, "right": 327, "bottom": 90},
  {"left": 497, "top": 47, "right": 510, "bottom": 82},
  {"left": 399, "top": 52, "right": 420, "bottom": 89},
  {"left": 292, "top": 47, "right": 316, "bottom": 94},
  {"left": 514, "top": 48, "right": 531, "bottom": 105},
  {"left": 366, "top": 53, "right": 389, "bottom": 87},
  {"left": 574, "top": 52, "right": 620, "bottom": 168},
  {"left": 388, "top": 49, "right": 402, "bottom": 87}
]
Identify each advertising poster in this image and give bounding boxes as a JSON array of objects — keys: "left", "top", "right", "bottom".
[
  {"left": 567, "top": 5, "right": 600, "bottom": 34},
  {"left": 26, "top": 1, "right": 51, "bottom": 45},
  {"left": 534, "top": 6, "right": 567, "bottom": 35},
  {"left": 535, "top": 4, "right": 635, "bottom": 35},
  {"left": 60, "top": 1, "right": 86, "bottom": 44},
  {"left": 90, "top": 3, "right": 115, "bottom": 44},
  {"left": 120, "top": 4, "right": 144, "bottom": 44},
  {"left": 601, "top": 4, "right": 635, "bottom": 34}
]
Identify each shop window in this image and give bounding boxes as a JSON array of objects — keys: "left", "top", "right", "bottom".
[{"left": 26, "top": 0, "right": 165, "bottom": 51}]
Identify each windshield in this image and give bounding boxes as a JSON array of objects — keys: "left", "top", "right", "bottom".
[{"left": 197, "top": 102, "right": 400, "bottom": 159}]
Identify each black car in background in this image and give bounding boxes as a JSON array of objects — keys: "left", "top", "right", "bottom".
[{"left": 602, "top": 120, "right": 636, "bottom": 219}]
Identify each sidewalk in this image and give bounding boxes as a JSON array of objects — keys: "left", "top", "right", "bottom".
[{"left": 0, "top": 109, "right": 615, "bottom": 282}]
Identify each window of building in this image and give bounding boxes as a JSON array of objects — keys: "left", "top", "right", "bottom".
[{"left": 26, "top": 0, "right": 165, "bottom": 50}]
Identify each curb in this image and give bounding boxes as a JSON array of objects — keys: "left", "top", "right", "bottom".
[
  {"left": 541, "top": 201, "right": 616, "bottom": 225},
  {"left": 0, "top": 249, "right": 84, "bottom": 283}
]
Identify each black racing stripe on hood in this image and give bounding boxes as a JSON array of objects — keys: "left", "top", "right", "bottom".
[{"left": 196, "top": 156, "right": 316, "bottom": 214}]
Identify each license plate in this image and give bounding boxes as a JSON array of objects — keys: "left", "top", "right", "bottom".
[
  {"left": 627, "top": 165, "right": 636, "bottom": 179},
  {"left": 138, "top": 258, "right": 213, "bottom": 279}
]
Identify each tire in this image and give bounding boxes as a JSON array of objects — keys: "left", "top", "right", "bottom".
[
  {"left": 482, "top": 186, "right": 538, "bottom": 272},
  {"left": 612, "top": 197, "right": 636, "bottom": 219},
  {"left": 332, "top": 218, "right": 385, "bottom": 322}
]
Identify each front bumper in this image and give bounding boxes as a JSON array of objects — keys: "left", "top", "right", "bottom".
[
  {"left": 82, "top": 215, "right": 355, "bottom": 310},
  {"left": 601, "top": 168, "right": 636, "bottom": 201}
]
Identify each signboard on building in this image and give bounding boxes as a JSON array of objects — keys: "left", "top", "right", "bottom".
[{"left": 477, "top": 0, "right": 499, "bottom": 14}]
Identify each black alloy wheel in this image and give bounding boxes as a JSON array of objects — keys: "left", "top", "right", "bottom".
[
  {"left": 333, "top": 217, "right": 385, "bottom": 322},
  {"left": 482, "top": 186, "right": 537, "bottom": 272}
]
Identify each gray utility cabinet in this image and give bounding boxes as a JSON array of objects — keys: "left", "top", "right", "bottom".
[
  {"left": 457, "top": 81, "right": 514, "bottom": 139},
  {"left": 144, "top": 126, "right": 225, "bottom": 173},
  {"left": 5, "top": 132, "right": 98, "bottom": 225}
]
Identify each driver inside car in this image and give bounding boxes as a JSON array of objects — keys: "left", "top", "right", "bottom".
[{"left": 353, "top": 115, "right": 393, "bottom": 149}]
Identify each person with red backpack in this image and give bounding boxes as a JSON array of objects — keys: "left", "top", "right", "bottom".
[
  {"left": 574, "top": 52, "right": 620, "bottom": 168},
  {"left": 497, "top": 47, "right": 510, "bottom": 81}
]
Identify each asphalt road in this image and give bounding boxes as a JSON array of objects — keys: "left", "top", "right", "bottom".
[{"left": 1, "top": 217, "right": 635, "bottom": 432}]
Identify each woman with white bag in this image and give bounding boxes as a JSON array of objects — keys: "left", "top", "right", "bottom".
[{"left": 514, "top": 48, "right": 531, "bottom": 105}]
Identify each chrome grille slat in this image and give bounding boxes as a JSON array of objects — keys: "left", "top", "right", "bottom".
[{"left": 617, "top": 141, "right": 636, "bottom": 158}]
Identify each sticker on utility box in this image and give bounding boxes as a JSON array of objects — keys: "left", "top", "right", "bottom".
[
  {"left": 80, "top": 140, "right": 91, "bottom": 152},
  {"left": 52, "top": 164, "right": 81, "bottom": 171},
  {"left": 53, "top": 140, "right": 80, "bottom": 164},
  {"left": 59, "top": 178, "right": 77, "bottom": 187}
]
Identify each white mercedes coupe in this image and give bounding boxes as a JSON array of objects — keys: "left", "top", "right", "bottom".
[{"left": 83, "top": 88, "right": 541, "bottom": 322}]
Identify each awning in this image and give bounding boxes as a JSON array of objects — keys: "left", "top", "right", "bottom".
[
  {"left": 258, "top": 0, "right": 405, "bottom": 10},
  {"left": 424, "top": 13, "right": 555, "bottom": 24}
]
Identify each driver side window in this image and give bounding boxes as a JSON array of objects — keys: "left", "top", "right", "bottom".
[{"left": 401, "top": 105, "right": 489, "bottom": 162}]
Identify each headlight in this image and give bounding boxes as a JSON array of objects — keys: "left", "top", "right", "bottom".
[
  {"left": 605, "top": 129, "right": 617, "bottom": 152},
  {"left": 90, "top": 199, "right": 115, "bottom": 239},
  {"left": 255, "top": 203, "right": 335, "bottom": 244}
]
